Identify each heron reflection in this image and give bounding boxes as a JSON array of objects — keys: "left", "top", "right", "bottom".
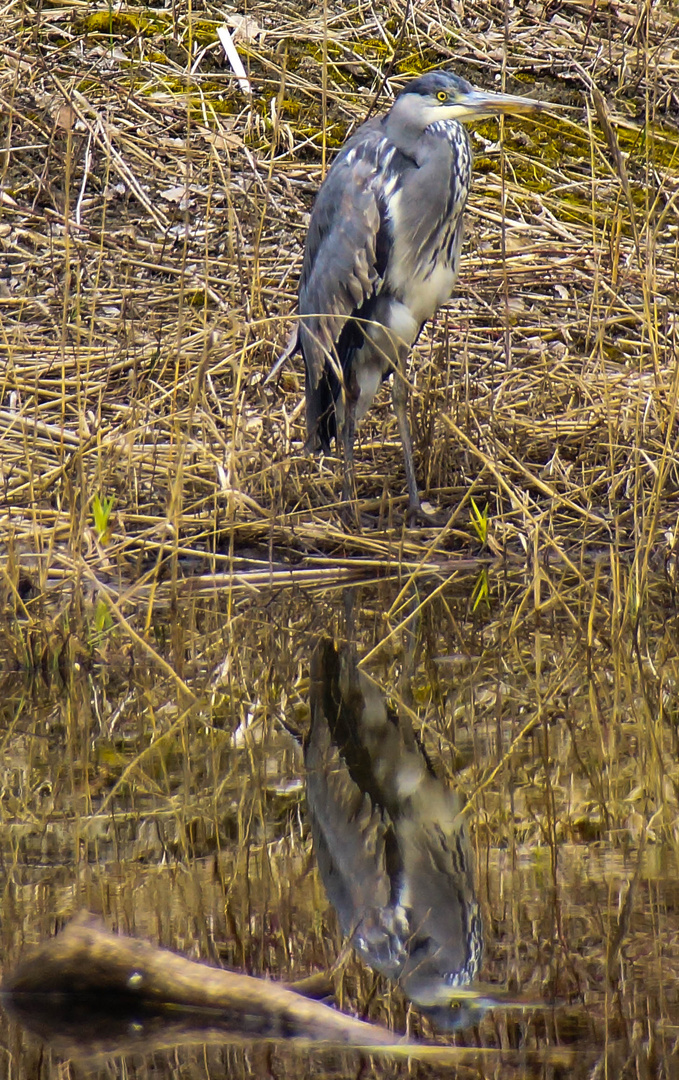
[{"left": 305, "top": 637, "right": 484, "bottom": 1031}]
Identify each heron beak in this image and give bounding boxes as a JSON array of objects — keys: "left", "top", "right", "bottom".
[{"left": 453, "top": 88, "right": 545, "bottom": 121}]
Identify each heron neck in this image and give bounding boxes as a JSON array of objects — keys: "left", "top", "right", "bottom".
[
  {"left": 381, "top": 102, "right": 464, "bottom": 167},
  {"left": 381, "top": 108, "right": 426, "bottom": 162}
]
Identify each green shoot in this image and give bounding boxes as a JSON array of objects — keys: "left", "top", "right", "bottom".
[
  {"left": 472, "top": 569, "right": 490, "bottom": 611},
  {"left": 92, "top": 494, "right": 114, "bottom": 544},
  {"left": 470, "top": 498, "right": 489, "bottom": 546}
]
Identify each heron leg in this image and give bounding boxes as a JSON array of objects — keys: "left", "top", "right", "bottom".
[
  {"left": 391, "top": 369, "right": 422, "bottom": 520},
  {"left": 341, "top": 396, "right": 360, "bottom": 515}
]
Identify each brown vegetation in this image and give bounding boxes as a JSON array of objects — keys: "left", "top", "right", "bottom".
[{"left": 1, "top": 1, "right": 678, "bottom": 1077}]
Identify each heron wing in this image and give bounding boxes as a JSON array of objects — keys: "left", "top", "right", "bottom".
[
  {"left": 298, "top": 120, "right": 403, "bottom": 393},
  {"left": 306, "top": 639, "right": 393, "bottom": 930},
  {"left": 306, "top": 730, "right": 394, "bottom": 931}
]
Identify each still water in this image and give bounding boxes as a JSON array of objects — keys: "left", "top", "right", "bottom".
[{"left": 1, "top": 569, "right": 678, "bottom": 1078}]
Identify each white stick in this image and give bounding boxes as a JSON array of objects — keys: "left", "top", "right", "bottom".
[{"left": 217, "top": 25, "right": 252, "bottom": 97}]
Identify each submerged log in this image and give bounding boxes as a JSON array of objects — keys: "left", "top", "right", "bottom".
[
  {"left": 2, "top": 914, "right": 582, "bottom": 1070},
  {"left": 2, "top": 911, "right": 398, "bottom": 1048}
]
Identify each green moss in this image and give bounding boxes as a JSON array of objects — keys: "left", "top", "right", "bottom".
[
  {"left": 349, "top": 38, "right": 390, "bottom": 59},
  {"left": 76, "top": 9, "right": 221, "bottom": 49},
  {"left": 469, "top": 107, "right": 678, "bottom": 242},
  {"left": 146, "top": 50, "right": 170, "bottom": 65},
  {"left": 396, "top": 52, "right": 441, "bottom": 76},
  {"left": 617, "top": 122, "right": 679, "bottom": 170},
  {"left": 188, "top": 19, "right": 221, "bottom": 47},
  {"left": 186, "top": 290, "right": 215, "bottom": 308},
  {"left": 279, "top": 98, "right": 303, "bottom": 120},
  {"left": 77, "top": 11, "right": 153, "bottom": 36}
]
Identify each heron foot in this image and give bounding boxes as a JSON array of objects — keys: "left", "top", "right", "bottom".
[
  {"left": 405, "top": 499, "right": 443, "bottom": 527},
  {"left": 338, "top": 489, "right": 369, "bottom": 531}
]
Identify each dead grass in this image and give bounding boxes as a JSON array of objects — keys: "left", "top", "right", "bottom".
[{"left": 0, "top": 0, "right": 677, "bottom": 604}]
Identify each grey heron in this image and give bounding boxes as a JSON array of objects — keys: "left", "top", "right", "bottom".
[{"left": 296, "top": 69, "right": 545, "bottom": 520}]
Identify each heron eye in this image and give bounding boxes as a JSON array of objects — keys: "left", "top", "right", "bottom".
[{"left": 436, "top": 91, "right": 448, "bottom": 102}]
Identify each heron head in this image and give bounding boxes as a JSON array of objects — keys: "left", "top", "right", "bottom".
[
  {"left": 393, "top": 69, "right": 544, "bottom": 128},
  {"left": 419, "top": 999, "right": 492, "bottom": 1033}
]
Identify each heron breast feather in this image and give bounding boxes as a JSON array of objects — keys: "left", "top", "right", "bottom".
[
  {"left": 401, "top": 263, "right": 458, "bottom": 326},
  {"left": 354, "top": 362, "right": 384, "bottom": 423}
]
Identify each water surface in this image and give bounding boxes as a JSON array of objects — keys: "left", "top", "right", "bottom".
[{"left": 1, "top": 569, "right": 678, "bottom": 1077}]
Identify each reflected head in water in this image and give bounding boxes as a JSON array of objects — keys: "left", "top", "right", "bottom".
[{"left": 305, "top": 636, "right": 484, "bottom": 1031}]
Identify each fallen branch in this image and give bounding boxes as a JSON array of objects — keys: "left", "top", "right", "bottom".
[
  {"left": 2, "top": 912, "right": 398, "bottom": 1048},
  {"left": 2, "top": 914, "right": 581, "bottom": 1069}
]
